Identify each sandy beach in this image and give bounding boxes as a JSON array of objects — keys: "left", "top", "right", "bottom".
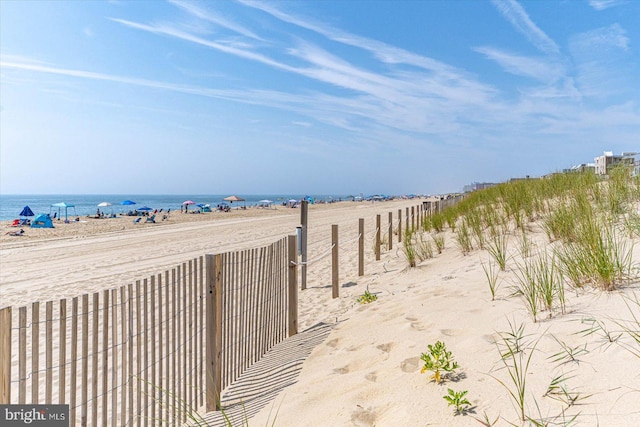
[{"left": 1, "top": 198, "right": 639, "bottom": 426}]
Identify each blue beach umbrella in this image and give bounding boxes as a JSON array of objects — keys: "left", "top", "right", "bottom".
[
  {"left": 137, "top": 206, "right": 152, "bottom": 212},
  {"left": 121, "top": 200, "right": 136, "bottom": 206},
  {"left": 19, "top": 206, "right": 35, "bottom": 217}
]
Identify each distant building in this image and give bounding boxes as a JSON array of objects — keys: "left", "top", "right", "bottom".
[
  {"left": 462, "top": 182, "right": 496, "bottom": 193},
  {"left": 594, "top": 151, "right": 634, "bottom": 175},
  {"left": 563, "top": 163, "right": 595, "bottom": 174}
]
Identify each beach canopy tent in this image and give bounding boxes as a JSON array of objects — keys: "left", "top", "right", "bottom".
[
  {"left": 257, "top": 199, "right": 275, "bottom": 209},
  {"left": 31, "top": 214, "right": 54, "bottom": 228},
  {"left": 223, "top": 195, "right": 246, "bottom": 209},
  {"left": 50, "top": 202, "right": 76, "bottom": 221}
]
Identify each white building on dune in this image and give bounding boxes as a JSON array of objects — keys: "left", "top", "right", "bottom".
[{"left": 594, "top": 151, "right": 636, "bottom": 175}]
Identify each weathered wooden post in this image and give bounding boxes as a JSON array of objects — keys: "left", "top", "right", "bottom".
[
  {"left": 388, "top": 211, "right": 393, "bottom": 250},
  {"left": 332, "top": 225, "right": 339, "bottom": 298},
  {"left": 288, "top": 234, "right": 298, "bottom": 336},
  {"left": 398, "top": 209, "right": 402, "bottom": 242},
  {"left": 411, "top": 206, "right": 415, "bottom": 231},
  {"left": 0, "top": 307, "right": 10, "bottom": 404},
  {"left": 375, "top": 214, "right": 381, "bottom": 261},
  {"left": 406, "top": 207, "right": 410, "bottom": 231},
  {"left": 358, "top": 218, "right": 364, "bottom": 276},
  {"left": 205, "top": 254, "right": 223, "bottom": 411},
  {"left": 300, "top": 201, "right": 308, "bottom": 290}
]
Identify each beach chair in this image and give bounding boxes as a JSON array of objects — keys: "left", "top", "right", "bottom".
[
  {"left": 10, "top": 219, "right": 20, "bottom": 227},
  {"left": 145, "top": 215, "right": 156, "bottom": 223},
  {"left": 133, "top": 217, "right": 141, "bottom": 224}
]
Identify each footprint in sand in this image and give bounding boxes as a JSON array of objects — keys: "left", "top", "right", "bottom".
[
  {"left": 334, "top": 366, "right": 350, "bottom": 375},
  {"left": 410, "top": 321, "right": 425, "bottom": 331},
  {"left": 376, "top": 342, "right": 394, "bottom": 353},
  {"left": 365, "top": 372, "right": 377, "bottom": 382},
  {"left": 440, "top": 329, "right": 464, "bottom": 337},
  {"left": 347, "top": 344, "right": 364, "bottom": 352},
  {"left": 400, "top": 357, "right": 420, "bottom": 373},
  {"left": 351, "top": 406, "right": 376, "bottom": 426},
  {"left": 405, "top": 315, "right": 418, "bottom": 322},
  {"left": 326, "top": 338, "right": 340, "bottom": 348}
]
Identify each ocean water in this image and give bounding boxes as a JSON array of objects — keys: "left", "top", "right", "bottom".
[{"left": 0, "top": 194, "right": 352, "bottom": 221}]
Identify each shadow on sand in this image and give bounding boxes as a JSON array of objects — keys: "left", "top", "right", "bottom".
[{"left": 201, "top": 322, "right": 334, "bottom": 426}]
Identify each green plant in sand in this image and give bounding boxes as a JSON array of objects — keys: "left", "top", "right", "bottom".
[
  {"left": 420, "top": 341, "right": 459, "bottom": 384},
  {"left": 357, "top": 289, "right": 378, "bottom": 304},
  {"left": 443, "top": 389, "right": 471, "bottom": 414}
]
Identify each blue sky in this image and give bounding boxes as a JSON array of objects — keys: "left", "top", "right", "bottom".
[{"left": 1, "top": 0, "right": 638, "bottom": 195}]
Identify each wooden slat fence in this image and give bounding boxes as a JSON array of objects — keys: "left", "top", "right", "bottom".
[
  {"left": 1, "top": 257, "right": 207, "bottom": 426},
  {"left": 0, "top": 235, "right": 295, "bottom": 425},
  {"left": 205, "top": 236, "right": 294, "bottom": 409}
]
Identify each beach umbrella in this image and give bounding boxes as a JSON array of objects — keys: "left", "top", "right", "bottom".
[
  {"left": 137, "top": 206, "right": 153, "bottom": 212},
  {"left": 19, "top": 206, "right": 35, "bottom": 217},
  {"left": 97, "top": 201, "right": 114, "bottom": 216},
  {"left": 121, "top": 200, "right": 136, "bottom": 206},
  {"left": 182, "top": 200, "right": 195, "bottom": 212}
]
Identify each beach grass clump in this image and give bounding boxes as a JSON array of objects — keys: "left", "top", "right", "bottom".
[
  {"left": 486, "top": 231, "right": 509, "bottom": 271},
  {"left": 517, "top": 229, "right": 534, "bottom": 259},
  {"left": 555, "top": 217, "right": 635, "bottom": 291},
  {"left": 455, "top": 219, "right": 474, "bottom": 255},
  {"left": 401, "top": 228, "right": 418, "bottom": 267},
  {"left": 512, "top": 251, "right": 565, "bottom": 321},
  {"left": 614, "top": 293, "right": 640, "bottom": 359},
  {"left": 466, "top": 207, "right": 486, "bottom": 249},
  {"left": 492, "top": 322, "right": 540, "bottom": 423},
  {"left": 432, "top": 233, "right": 445, "bottom": 254},
  {"left": 481, "top": 259, "right": 500, "bottom": 301},
  {"left": 417, "top": 232, "right": 434, "bottom": 260},
  {"left": 431, "top": 212, "right": 446, "bottom": 233}
]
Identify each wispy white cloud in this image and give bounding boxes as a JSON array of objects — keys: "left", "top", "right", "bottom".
[
  {"left": 168, "top": 0, "right": 263, "bottom": 40},
  {"left": 474, "top": 46, "right": 565, "bottom": 82},
  {"left": 588, "top": 0, "right": 626, "bottom": 11},
  {"left": 569, "top": 24, "right": 632, "bottom": 97},
  {"left": 491, "top": 0, "right": 560, "bottom": 55}
]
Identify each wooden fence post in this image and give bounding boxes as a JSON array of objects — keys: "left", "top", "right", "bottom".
[
  {"left": 358, "top": 218, "right": 364, "bottom": 276},
  {"left": 398, "top": 209, "right": 402, "bottom": 243},
  {"left": 388, "top": 212, "right": 393, "bottom": 250},
  {"left": 405, "top": 208, "right": 410, "bottom": 231},
  {"left": 0, "top": 307, "right": 10, "bottom": 404},
  {"left": 288, "top": 235, "right": 298, "bottom": 336},
  {"left": 411, "top": 206, "right": 415, "bottom": 231},
  {"left": 332, "top": 225, "right": 339, "bottom": 298},
  {"left": 205, "top": 254, "right": 223, "bottom": 411},
  {"left": 375, "top": 215, "right": 381, "bottom": 261},
  {"left": 300, "top": 201, "right": 308, "bottom": 290}
]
